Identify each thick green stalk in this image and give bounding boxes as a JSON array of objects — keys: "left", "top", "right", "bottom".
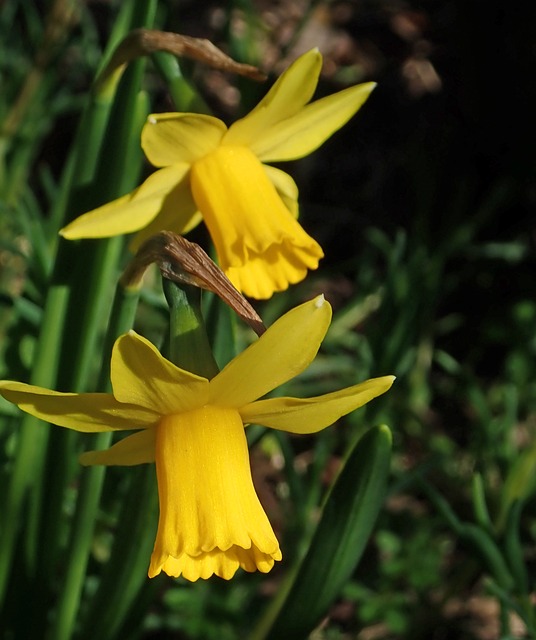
[
  {"left": 0, "top": 276, "right": 70, "bottom": 605},
  {"left": 48, "top": 0, "right": 140, "bottom": 232},
  {"left": 0, "top": 2, "right": 144, "bottom": 609},
  {"left": 151, "top": 51, "right": 210, "bottom": 113},
  {"left": 33, "top": 96, "right": 148, "bottom": 628},
  {"left": 36, "top": 42, "right": 152, "bottom": 600},
  {"left": 43, "top": 8, "right": 158, "bottom": 639},
  {"left": 163, "top": 279, "right": 219, "bottom": 377},
  {"left": 79, "top": 465, "right": 158, "bottom": 640},
  {"left": 34, "top": 239, "right": 126, "bottom": 588},
  {"left": 47, "top": 284, "right": 141, "bottom": 640},
  {"left": 82, "top": 280, "right": 219, "bottom": 639},
  {"left": 7, "top": 245, "right": 122, "bottom": 616},
  {"left": 2, "top": 9, "right": 154, "bottom": 639}
]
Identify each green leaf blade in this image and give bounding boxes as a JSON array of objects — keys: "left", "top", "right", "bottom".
[{"left": 257, "top": 424, "right": 392, "bottom": 640}]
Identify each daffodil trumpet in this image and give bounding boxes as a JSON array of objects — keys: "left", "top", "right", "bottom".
[
  {"left": 60, "top": 49, "right": 376, "bottom": 299},
  {"left": 0, "top": 296, "right": 394, "bottom": 581}
]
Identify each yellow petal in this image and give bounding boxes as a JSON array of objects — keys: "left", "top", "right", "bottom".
[
  {"left": 60, "top": 165, "right": 188, "bottom": 240},
  {"left": 111, "top": 331, "right": 209, "bottom": 414},
  {"left": 209, "top": 296, "right": 331, "bottom": 408},
  {"left": 225, "top": 243, "right": 321, "bottom": 300},
  {"left": 148, "top": 406, "right": 281, "bottom": 581},
  {"left": 224, "top": 49, "right": 322, "bottom": 148},
  {"left": 0, "top": 381, "right": 157, "bottom": 432},
  {"left": 190, "top": 145, "right": 323, "bottom": 298},
  {"left": 141, "top": 113, "right": 226, "bottom": 167},
  {"left": 131, "top": 210, "right": 202, "bottom": 253},
  {"left": 80, "top": 429, "right": 155, "bottom": 466},
  {"left": 129, "top": 177, "right": 201, "bottom": 252},
  {"left": 251, "top": 82, "right": 377, "bottom": 162},
  {"left": 263, "top": 165, "right": 299, "bottom": 218},
  {"left": 240, "top": 376, "right": 395, "bottom": 433},
  {"left": 153, "top": 544, "right": 281, "bottom": 581}
]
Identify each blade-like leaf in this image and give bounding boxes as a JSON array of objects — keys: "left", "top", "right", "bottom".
[{"left": 254, "top": 424, "right": 392, "bottom": 639}]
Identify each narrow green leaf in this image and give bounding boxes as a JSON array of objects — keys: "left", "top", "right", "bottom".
[
  {"left": 421, "top": 480, "right": 514, "bottom": 590},
  {"left": 151, "top": 50, "right": 211, "bottom": 114},
  {"left": 254, "top": 424, "right": 392, "bottom": 640},
  {"left": 503, "top": 500, "right": 529, "bottom": 595},
  {"left": 471, "top": 473, "right": 494, "bottom": 535},
  {"left": 79, "top": 465, "right": 158, "bottom": 640},
  {"left": 498, "top": 442, "right": 536, "bottom": 532}
]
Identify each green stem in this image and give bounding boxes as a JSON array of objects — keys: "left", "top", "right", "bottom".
[
  {"left": 36, "top": 32, "right": 152, "bottom": 603},
  {"left": 44, "top": 2, "right": 158, "bottom": 634},
  {"left": 48, "top": 0, "right": 142, "bottom": 234},
  {"left": 0, "top": 1, "right": 141, "bottom": 610},
  {"left": 82, "top": 280, "right": 220, "bottom": 639},
  {"left": 0, "top": 281, "right": 69, "bottom": 603},
  {"left": 151, "top": 51, "right": 210, "bottom": 113},
  {"left": 47, "top": 284, "right": 141, "bottom": 640},
  {"left": 34, "top": 237, "right": 126, "bottom": 592},
  {"left": 98, "top": 285, "right": 144, "bottom": 391},
  {"left": 163, "top": 279, "right": 219, "bottom": 377},
  {"left": 79, "top": 465, "right": 159, "bottom": 640}
]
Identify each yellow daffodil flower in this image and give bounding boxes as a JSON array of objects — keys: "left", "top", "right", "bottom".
[
  {"left": 0, "top": 296, "right": 394, "bottom": 581},
  {"left": 60, "top": 50, "right": 376, "bottom": 299}
]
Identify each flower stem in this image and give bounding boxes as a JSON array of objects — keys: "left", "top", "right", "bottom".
[
  {"left": 163, "top": 278, "right": 219, "bottom": 378},
  {"left": 151, "top": 50, "right": 211, "bottom": 113},
  {"left": 0, "top": 3, "right": 144, "bottom": 610},
  {"left": 47, "top": 283, "right": 141, "bottom": 640},
  {"left": 78, "top": 465, "right": 158, "bottom": 640},
  {"left": 0, "top": 281, "right": 69, "bottom": 604},
  {"left": 44, "top": 6, "right": 157, "bottom": 638}
]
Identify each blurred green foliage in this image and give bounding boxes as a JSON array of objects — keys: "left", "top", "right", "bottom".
[{"left": 1, "top": 0, "right": 536, "bottom": 638}]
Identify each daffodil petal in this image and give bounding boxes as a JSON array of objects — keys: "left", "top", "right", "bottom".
[
  {"left": 60, "top": 165, "right": 187, "bottom": 240},
  {"left": 209, "top": 295, "right": 331, "bottom": 407},
  {"left": 251, "top": 82, "right": 377, "bottom": 162},
  {"left": 0, "top": 381, "right": 157, "bottom": 432},
  {"left": 142, "top": 113, "right": 226, "bottom": 167},
  {"left": 264, "top": 165, "right": 299, "bottom": 218},
  {"left": 111, "top": 331, "right": 209, "bottom": 414},
  {"left": 223, "top": 49, "right": 322, "bottom": 147},
  {"left": 225, "top": 243, "right": 322, "bottom": 300},
  {"left": 149, "top": 406, "right": 280, "bottom": 580},
  {"left": 129, "top": 176, "right": 201, "bottom": 252},
  {"left": 191, "top": 147, "right": 294, "bottom": 261},
  {"left": 190, "top": 145, "right": 322, "bottom": 298},
  {"left": 131, "top": 209, "right": 202, "bottom": 253},
  {"left": 151, "top": 544, "right": 281, "bottom": 581},
  {"left": 80, "top": 429, "right": 155, "bottom": 466},
  {"left": 240, "top": 376, "right": 395, "bottom": 433}
]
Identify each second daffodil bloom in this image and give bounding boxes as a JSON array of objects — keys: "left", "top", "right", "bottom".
[
  {"left": 0, "top": 296, "right": 394, "bottom": 581},
  {"left": 60, "top": 50, "right": 376, "bottom": 299}
]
